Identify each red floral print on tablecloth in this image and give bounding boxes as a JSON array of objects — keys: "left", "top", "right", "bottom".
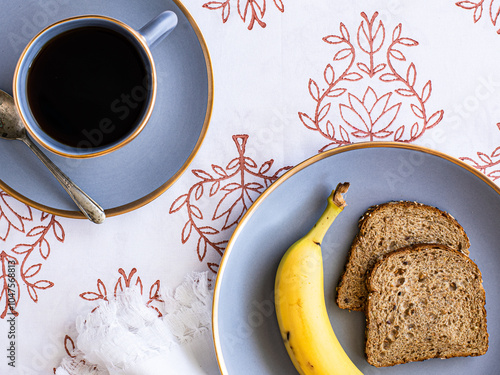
[
  {"left": 0, "top": 191, "right": 65, "bottom": 318},
  {"left": 80, "top": 267, "right": 163, "bottom": 316},
  {"left": 460, "top": 123, "right": 500, "bottom": 181},
  {"left": 456, "top": 0, "right": 500, "bottom": 33},
  {"left": 299, "top": 12, "right": 444, "bottom": 152},
  {"left": 54, "top": 268, "right": 162, "bottom": 374},
  {"left": 203, "top": 0, "right": 284, "bottom": 30},
  {"left": 170, "top": 134, "right": 292, "bottom": 273}
]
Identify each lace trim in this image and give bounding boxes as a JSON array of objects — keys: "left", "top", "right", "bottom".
[{"left": 54, "top": 271, "right": 214, "bottom": 375}]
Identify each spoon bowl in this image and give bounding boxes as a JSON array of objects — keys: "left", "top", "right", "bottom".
[{"left": 0, "top": 89, "right": 106, "bottom": 224}]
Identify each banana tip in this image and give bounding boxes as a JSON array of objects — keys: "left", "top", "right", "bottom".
[{"left": 333, "top": 182, "right": 350, "bottom": 208}]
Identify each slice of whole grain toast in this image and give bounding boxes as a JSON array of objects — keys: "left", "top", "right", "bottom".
[
  {"left": 336, "top": 201, "right": 470, "bottom": 311},
  {"left": 365, "top": 244, "right": 488, "bottom": 367}
]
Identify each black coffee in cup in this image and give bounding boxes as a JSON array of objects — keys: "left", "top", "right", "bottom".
[{"left": 27, "top": 26, "right": 150, "bottom": 149}]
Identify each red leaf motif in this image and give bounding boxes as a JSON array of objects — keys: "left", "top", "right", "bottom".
[
  {"left": 373, "top": 130, "right": 393, "bottom": 138},
  {"left": 27, "top": 226, "right": 45, "bottom": 237},
  {"left": 372, "top": 21, "right": 385, "bottom": 52},
  {"left": 411, "top": 104, "right": 425, "bottom": 119},
  {"left": 299, "top": 112, "right": 317, "bottom": 130},
  {"left": 373, "top": 103, "right": 402, "bottom": 133},
  {"left": 491, "top": 0, "right": 500, "bottom": 25},
  {"left": 34, "top": 280, "right": 53, "bottom": 289},
  {"left": 379, "top": 73, "right": 399, "bottom": 82},
  {"left": 149, "top": 280, "right": 161, "bottom": 301},
  {"left": 254, "top": 0, "right": 266, "bottom": 17},
  {"left": 210, "top": 181, "right": 220, "bottom": 196},
  {"left": 191, "top": 205, "right": 203, "bottom": 220},
  {"left": 460, "top": 156, "right": 481, "bottom": 168},
  {"left": 214, "top": 189, "right": 242, "bottom": 220},
  {"left": 203, "top": 1, "right": 225, "bottom": 10},
  {"left": 398, "top": 38, "right": 418, "bottom": 47},
  {"left": 426, "top": 110, "right": 444, "bottom": 129},
  {"left": 373, "top": 63, "right": 386, "bottom": 74},
  {"left": 222, "top": 182, "right": 241, "bottom": 192},
  {"left": 97, "top": 279, "right": 107, "bottom": 298},
  {"left": 0, "top": 196, "right": 31, "bottom": 234},
  {"left": 245, "top": 182, "right": 264, "bottom": 194},
  {"left": 39, "top": 239, "right": 50, "bottom": 260},
  {"left": 199, "top": 226, "right": 219, "bottom": 235},
  {"left": 456, "top": 1, "right": 479, "bottom": 10},
  {"left": 212, "top": 164, "right": 228, "bottom": 177},
  {"left": 27, "top": 285, "right": 38, "bottom": 302},
  {"left": 318, "top": 103, "right": 331, "bottom": 122},
  {"left": 226, "top": 158, "right": 240, "bottom": 170},
  {"left": 324, "top": 64, "right": 335, "bottom": 85},
  {"left": 195, "top": 184, "right": 204, "bottom": 201},
  {"left": 274, "top": 0, "right": 284, "bottom": 12},
  {"left": 340, "top": 103, "right": 369, "bottom": 133},
  {"left": 363, "top": 87, "right": 380, "bottom": 113},
  {"left": 182, "top": 221, "right": 193, "bottom": 243},
  {"left": 323, "top": 35, "right": 344, "bottom": 44},
  {"left": 488, "top": 170, "right": 500, "bottom": 179},
  {"left": 309, "top": 79, "right": 320, "bottom": 101},
  {"left": 394, "top": 125, "right": 405, "bottom": 141},
  {"left": 192, "top": 170, "right": 213, "bottom": 180},
  {"left": 478, "top": 152, "right": 493, "bottom": 164},
  {"left": 392, "top": 24, "right": 402, "bottom": 41},
  {"left": 64, "top": 335, "right": 77, "bottom": 357},
  {"left": 343, "top": 72, "right": 363, "bottom": 81},
  {"left": 411, "top": 122, "right": 419, "bottom": 138},
  {"left": 326, "top": 88, "right": 347, "bottom": 98},
  {"left": 79, "top": 292, "right": 103, "bottom": 301},
  {"left": 389, "top": 48, "right": 406, "bottom": 61},
  {"left": 326, "top": 121, "right": 335, "bottom": 138},
  {"left": 474, "top": 3, "right": 484, "bottom": 22},
  {"left": 492, "top": 146, "right": 500, "bottom": 157},
  {"left": 208, "top": 263, "right": 219, "bottom": 273},
  {"left": 395, "top": 88, "right": 415, "bottom": 97},
  {"left": 244, "top": 157, "right": 257, "bottom": 168},
  {"left": 0, "top": 216, "right": 9, "bottom": 240},
  {"left": 340, "top": 23, "right": 350, "bottom": 41},
  {"left": 222, "top": 201, "right": 245, "bottom": 230},
  {"left": 357, "top": 62, "right": 370, "bottom": 75},
  {"left": 169, "top": 194, "right": 188, "bottom": 213},
  {"left": 222, "top": 2, "right": 230, "bottom": 22},
  {"left": 339, "top": 125, "right": 350, "bottom": 142},
  {"left": 52, "top": 220, "right": 65, "bottom": 242},
  {"left": 258, "top": 160, "right": 273, "bottom": 174},
  {"left": 24, "top": 263, "right": 42, "bottom": 278},
  {"left": 197, "top": 237, "right": 208, "bottom": 261},
  {"left": 11, "top": 244, "right": 33, "bottom": 255},
  {"left": 406, "top": 63, "right": 416, "bottom": 87},
  {"left": 421, "top": 80, "right": 432, "bottom": 103},
  {"left": 333, "top": 48, "right": 352, "bottom": 61}
]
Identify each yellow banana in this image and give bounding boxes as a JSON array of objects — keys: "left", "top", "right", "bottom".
[{"left": 274, "top": 182, "right": 362, "bottom": 375}]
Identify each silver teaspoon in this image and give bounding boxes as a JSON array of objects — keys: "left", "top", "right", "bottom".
[{"left": 0, "top": 89, "right": 105, "bottom": 224}]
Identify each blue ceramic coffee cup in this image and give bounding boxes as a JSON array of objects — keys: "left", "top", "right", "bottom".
[{"left": 13, "top": 11, "right": 178, "bottom": 158}]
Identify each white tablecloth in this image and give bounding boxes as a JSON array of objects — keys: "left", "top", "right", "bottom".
[{"left": 2, "top": 0, "right": 500, "bottom": 373}]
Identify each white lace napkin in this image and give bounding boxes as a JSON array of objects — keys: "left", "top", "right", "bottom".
[{"left": 55, "top": 272, "right": 219, "bottom": 375}]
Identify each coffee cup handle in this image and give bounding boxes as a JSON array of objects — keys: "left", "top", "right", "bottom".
[{"left": 138, "top": 11, "right": 178, "bottom": 48}]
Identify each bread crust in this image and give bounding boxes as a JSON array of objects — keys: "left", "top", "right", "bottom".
[
  {"left": 336, "top": 201, "right": 470, "bottom": 311},
  {"left": 365, "top": 244, "right": 488, "bottom": 367}
]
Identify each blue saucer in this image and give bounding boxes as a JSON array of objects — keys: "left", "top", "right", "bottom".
[{"left": 0, "top": 0, "right": 212, "bottom": 218}]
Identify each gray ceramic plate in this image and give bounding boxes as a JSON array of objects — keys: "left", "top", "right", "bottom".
[
  {"left": 213, "top": 142, "right": 500, "bottom": 375},
  {"left": 0, "top": 0, "right": 212, "bottom": 218}
]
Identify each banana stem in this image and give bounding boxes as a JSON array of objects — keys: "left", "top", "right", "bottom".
[{"left": 305, "top": 183, "right": 350, "bottom": 245}]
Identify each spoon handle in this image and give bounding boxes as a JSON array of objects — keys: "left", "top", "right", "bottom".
[{"left": 22, "top": 137, "right": 106, "bottom": 224}]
